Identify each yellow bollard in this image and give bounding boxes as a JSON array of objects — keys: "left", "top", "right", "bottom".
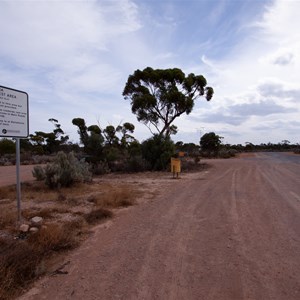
[{"left": 171, "top": 157, "right": 181, "bottom": 179}]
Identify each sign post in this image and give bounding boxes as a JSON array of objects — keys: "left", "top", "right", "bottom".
[{"left": 0, "top": 86, "right": 29, "bottom": 222}]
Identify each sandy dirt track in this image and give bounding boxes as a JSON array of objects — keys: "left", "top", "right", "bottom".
[
  {"left": 16, "top": 152, "right": 300, "bottom": 300},
  {"left": 0, "top": 164, "right": 37, "bottom": 187}
]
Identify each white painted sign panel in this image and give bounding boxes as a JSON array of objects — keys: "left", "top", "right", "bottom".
[{"left": 0, "top": 86, "right": 29, "bottom": 138}]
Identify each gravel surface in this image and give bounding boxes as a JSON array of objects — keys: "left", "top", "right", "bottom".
[{"left": 12, "top": 152, "right": 300, "bottom": 299}]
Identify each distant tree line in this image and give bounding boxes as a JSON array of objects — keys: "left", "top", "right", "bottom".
[{"left": 1, "top": 66, "right": 298, "bottom": 172}]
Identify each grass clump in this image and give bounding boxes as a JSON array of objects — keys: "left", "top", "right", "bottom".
[
  {"left": 96, "top": 187, "right": 136, "bottom": 208},
  {"left": 0, "top": 239, "right": 41, "bottom": 299},
  {"left": 27, "top": 222, "right": 79, "bottom": 253},
  {"left": 0, "top": 206, "right": 17, "bottom": 230},
  {"left": 83, "top": 208, "right": 113, "bottom": 225}
]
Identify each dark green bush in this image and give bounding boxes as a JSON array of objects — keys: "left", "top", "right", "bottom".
[
  {"left": 125, "top": 156, "right": 149, "bottom": 172},
  {"left": 0, "top": 138, "right": 15, "bottom": 155},
  {"left": 141, "top": 135, "right": 175, "bottom": 170}
]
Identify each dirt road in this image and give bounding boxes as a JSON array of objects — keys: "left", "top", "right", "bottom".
[
  {"left": 0, "top": 164, "right": 36, "bottom": 187},
  {"left": 18, "top": 153, "right": 300, "bottom": 300}
]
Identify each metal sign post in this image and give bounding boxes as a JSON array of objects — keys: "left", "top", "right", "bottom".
[
  {"left": 16, "top": 138, "right": 21, "bottom": 222},
  {"left": 0, "top": 85, "right": 29, "bottom": 223}
]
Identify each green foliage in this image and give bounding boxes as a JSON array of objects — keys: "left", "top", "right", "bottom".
[
  {"left": 72, "top": 118, "right": 104, "bottom": 160},
  {"left": 127, "top": 140, "right": 142, "bottom": 157},
  {"left": 41, "top": 152, "right": 92, "bottom": 189},
  {"left": 91, "top": 161, "right": 110, "bottom": 175},
  {"left": 218, "top": 149, "right": 237, "bottom": 159},
  {"left": 72, "top": 119, "right": 138, "bottom": 170},
  {"left": 72, "top": 118, "right": 90, "bottom": 148},
  {"left": 86, "top": 131, "right": 104, "bottom": 159},
  {"left": 104, "top": 147, "right": 120, "bottom": 163},
  {"left": 117, "top": 122, "right": 136, "bottom": 148},
  {"left": 0, "top": 138, "right": 15, "bottom": 155},
  {"left": 141, "top": 135, "right": 175, "bottom": 170},
  {"left": 200, "top": 132, "right": 223, "bottom": 155},
  {"left": 123, "top": 67, "right": 213, "bottom": 136},
  {"left": 125, "top": 156, "right": 148, "bottom": 172},
  {"left": 103, "top": 125, "right": 119, "bottom": 146},
  {"left": 175, "top": 141, "right": 200, "bottom": 156},
  {"left": 29, "top": 119, "right": 69, "bottom": 154}
]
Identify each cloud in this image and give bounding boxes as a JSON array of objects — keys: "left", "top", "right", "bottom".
[
  {"left": 260, "top": 48, "right": 295, "bottom": 66},
  {"left": 0, "top": 0, "right": 142, "bottom": 99},
  {"left": 272, "top": 52, "right": 294, "bottom": 66},
  {"left": 230, "top": 100, "right": 294, "bottom": 116},
  {"left": 192, "top": 113, "right": 245, "bottom": 126},
  {"left": 0, "top": 1, "right": 141, "bottom": 67},
  {"left": 1, "top": 0, "right": 300, "bottom": 146},
  {"left": 257, "top": 80, "right": 300, "bottom": 101},
  {"left": 191, "top": 98, "right": 293, "bottom": 127}
]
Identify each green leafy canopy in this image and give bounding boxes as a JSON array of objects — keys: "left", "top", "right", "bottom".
[{"left": 123, "top": 67, "right": 214, "bottom": 136}]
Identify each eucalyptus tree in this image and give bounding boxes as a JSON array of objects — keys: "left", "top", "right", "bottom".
[{"left": 123, "top": 67, "right": 213, "bottom": 137}]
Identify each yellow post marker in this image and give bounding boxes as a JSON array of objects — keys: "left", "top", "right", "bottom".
[
  {"left": 178, "top": 151, "right": 185, "bottom": 157},
  {"left": 171, "top": 157, "right": 181, "bottom": 179}
]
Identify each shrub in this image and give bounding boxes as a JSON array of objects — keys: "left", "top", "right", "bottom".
[
  {"left": 218, "top": 149, "right": 237, "bottom": 158},
  {"left": 0, "top": 138, "right": 15, "bottom": 155},
  {"left": 43, "top": 151, "right": 92, "bottom": 188},
  {"left": 141, "top": 135, "right": 175, "bottom": 170},
  {"left": 32, "top": 166, "right": 46, "bottom": 181},
  {"left": 91, "top": 161, "right": 110, "bottom": 175},
  {"left": 294, "top": 148, "right": 300, "bottom": 154},
  {"left": 125, "top": 156, "right": 149, "bottom": 172}
]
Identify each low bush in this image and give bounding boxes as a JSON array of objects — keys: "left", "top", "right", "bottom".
[
  {"left": 32, "top": 166, "right": 45, "bottom": 181},
  {"left": 219, "top": 149, "right": 237, "bottom": 158},
  {"left": 294, "top": 148, "right": 300, "bottom": 154},
  {"left": 125, "top": 156, "right": 149, "bottom": 173},
  {"left": 90, "top": 161, "right": 110, "bottom": 175},
  {"left": 33, "top": 151, "right": 92, "bottom": 189}
]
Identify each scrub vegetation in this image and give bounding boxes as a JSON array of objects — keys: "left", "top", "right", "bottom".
[{"left": 0, "top": 179, "right": 138, "bottom": 299}]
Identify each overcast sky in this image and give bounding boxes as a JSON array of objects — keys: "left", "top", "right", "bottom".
[{"left": 1, "top": 0, "right": 299, "bottom": 145}]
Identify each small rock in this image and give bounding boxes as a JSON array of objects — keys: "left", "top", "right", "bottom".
[
  {"left": 29, "top": 227, "right": 39, "bottom": 233},
  {"left": 20, "top": 224, "right": 30, "bottom": 232},
  {"left": 31, "top": 216, "right": 43, "bottom": 227}
]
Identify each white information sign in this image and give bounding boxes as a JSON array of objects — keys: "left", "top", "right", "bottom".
[{"left": 0, "top": 86, "right": 29, "bottom": 138}]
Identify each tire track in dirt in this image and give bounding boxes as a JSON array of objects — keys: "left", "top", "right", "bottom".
[{"left": 228, "top": 161, "right": 300, "bottom": 300}]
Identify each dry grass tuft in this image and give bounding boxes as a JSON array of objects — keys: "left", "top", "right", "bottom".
[
  {"left": 83, "top": 208, "right": 113, "bottom": 225},
  {"left": 96, "top": 187, "right": 136, "bottom": 208},
  {"left": 0, "top": 186, "right": 15, "bottom": 200},
  {"left": 27, "top": 222, "right": 79, "bottom": 253},
  {"left": 0, "top": 239, "right": 41, "bottom": 299},
  {"left": 0, "top": 206, "right": 17, "bottom": 230}
]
